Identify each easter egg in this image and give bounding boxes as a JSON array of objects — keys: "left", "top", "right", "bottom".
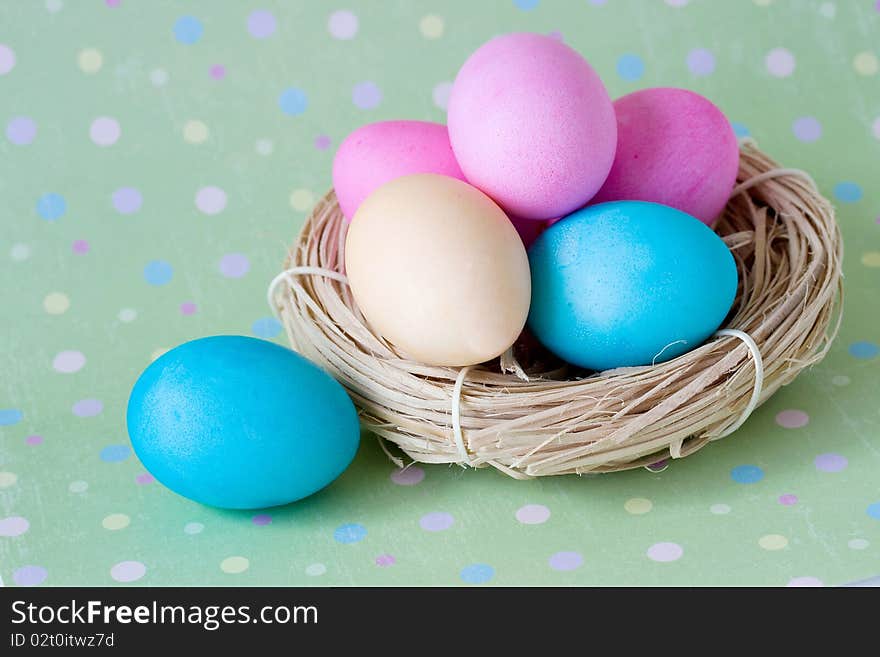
[
  {"left": 592, "top": 88, "right": 740, "bottom": 225},
  {"left": 447, "top": 32, "right": 616, "bottom": 220},
  {"left": 333, "top": 120, "right": 465, "bottom": 220},
  {"left": 528, "top": 201, "right": 738, "bottom": 371},
  {"left": 127, "top": 336, "right": 360, "bottom": 509},
  {"left": 346, "top": 173, "right": 531, "bottom": 367}
]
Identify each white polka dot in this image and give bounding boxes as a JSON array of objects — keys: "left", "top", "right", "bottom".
[
  {"left": 328, "top": 10, "right": 358, "bottom": 40},
  {"left": 102, "top": 513, "right": 130, "bottom": 530},
  {"left": 848, "top": 538, "right": 869, "bottom": 550},
  {"left": 831, "top": 375, "right": 850, "bottom": 386},
  {"left": 419, "top": 15, "right": 444, "bottom": 39},
  {"left": 752, "top": 0, "right": 772, "bottom": 5},
  {"left": 0, "top": 44, "right": 15, "bottom": 75},
  {"left": 709, "top": 503, "right": 731, "bottom": 515},
  {"left": 220, "top": 556, "right": 249, "bottom": 574},
  {"left": 515, "top": 504, "right": 551, "bottom": 525},
  {"left": 118, "top": 308, "right": 137, "bottom": 322},
  {"left": 149, "top": 68, "right": 169, "bottom": 87},
  {"left": 647, "top": 542, "right": 683, "bottom": 562},
  {"left": 52, "top": 350, "right": 86, "bottom": 373},
  {"left": 664, "top": 0, "right": 689, "bottom": 6},
  {"left": 854, "top": 51, "right": 879, "bottom": 76},
  {"left": 255, "top": 138, "right": 274, "bottom": 155},
  {"left": 184, "top": 522, "right": 204, "bottom": 535},
  {"left": 69, "top": 480, "right": 88, "bottom": 493},
  {"left": 45, "top": 0, "right": 63, "bottom": 13},
  {"left": 110, "top": 561, "right": 146, "bottom": 583},
  {"left": 765, "top": 47, "right": 795, "bottom": 78},
  {"left": 787, "top": 576, "right": 823, "bottom": 587},
  {"left": 78, "top": 48, "right": 102, "bottom": 74},
  {"left": 305, "top": 563, "right": 326, "bottom": 576},
  {"left": 43, "top": 292, "right": 70, "bottom": 315},
  {"left": 872, "top": 117, "right": 880, "bottom": 140},
  {"left": 183, "top": 120, "right": 208, "bottom": 144},
  {"left": 11, "top": 243, "right": 31, "bottom": 261},
  {"left": 432, "top": 81, "right": 453, "bottom": 110},
  {"left": 818, "top": 2, "right": 836, "bottom": 18},
  {"left": 195, "top": 186, "right": 227, "bottom": 215},
  {"left": 289, "top": 188, "right": 314, "bottom": 212},
  {"left": 0, "top": 472, "right": 18, "bottom": 488},
  {"left": 89, "top": 116, "right": 121, "bottom": 146},
  {"left": 759, "top": 534, "right": 788, "bottom": 550}
]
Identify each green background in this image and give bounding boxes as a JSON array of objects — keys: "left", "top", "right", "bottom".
[{"left": 1, "top": 0, "right": 879, "bottom": 586}]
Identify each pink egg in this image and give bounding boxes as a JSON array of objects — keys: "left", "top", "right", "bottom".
[
  {"left": 448, "top": 33, "right": 616, "bottom": 220},
  {"left": 591, "top": 88, "right": 740, "bottom": 225},
  {"left": 332, "top": 120, "right": 465, "bottom": 220}
]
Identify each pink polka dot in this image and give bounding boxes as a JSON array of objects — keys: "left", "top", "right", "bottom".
[
  {"left": 646, "top": 542, "right": 683, "bottom": 562},
  {"left": 72, "top": 239, "right": 90, "bottom": 254},
  {"left": 210, "top": 64, "right": 226, "bottom": 79},
  {"left": 775, "top": 409, "right": 809, "bottom": 429},
  {"left": 419, "top": 512, "right": 454, "bottom": 532},
  {"left": 548, "top": 551, "right": 583, "bottom": 571},
  {"left": 314, "top": 134, "right": 332, "bottom": 150},
  {"left": 390, "top": 466, "right": 424, "bottom": 485},
  {"left": 135, "top": 473, "right": 155, "bottom": 485},
  {"left": 218, "top": 253, "right": 250, "bottom": 278},
  {"left": 53, "top": 350, "right": 86, "bottom": 373},
  {"left": 72, "top": 398, "right": 103, "bottom": 417},
  {"left": 547, "top": 31, "right": 564, "bottom": 42},
  {"left": 180, "top": 301, "right": 197, "bottom": 315},
  {"left": 0, "top": 515, "right": 30, "bottom": 537},
  {"left": 26, "top": 435, "right": 43, "bottom": 446},
  {"left": 110, "top": 560, "right": 146, "bottom": 583},
  {"left": 778, "top": 494, "right": 798, "bottom": 506},
  {"left": 787, "top": 576, "right": 823, "bottom": 587},
  {"left": 375, "top": 554, "right": 396, "bottom": 567},
  {"left": 195, "top": 186, "right": 227, "bottom": 215},
  {"left": 252, "top": 514, "right": 272, "bottom": 526},
  {"left": 89, "top": 116, "right": 121, "bottom": 146},
  {"left": 814, "top": 453, "right": 848, "bottom": 472},
  {"left": 106, "top": 0, "right": 121, "bottom": 7},
  {"left": 515, "top": 504, "right": 551, "bottom": 525}
]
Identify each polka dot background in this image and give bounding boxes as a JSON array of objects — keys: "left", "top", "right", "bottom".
[{"left": 1, "top": 1, "right": 878, "bottom": 587}]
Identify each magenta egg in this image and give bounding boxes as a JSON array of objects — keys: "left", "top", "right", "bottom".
[
  {"left": 447, "top": 33, "right": 617, "bottom": 220},
  {"left": 591, "top": 87, "right": 740, "bottom": 225}
]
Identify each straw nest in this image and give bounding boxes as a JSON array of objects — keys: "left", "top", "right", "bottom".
[{"left": 269, "top": 140, "right": 843, "bottom": 479}]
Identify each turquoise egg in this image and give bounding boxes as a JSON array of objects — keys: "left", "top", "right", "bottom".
[
  {"left": 527, "top": 201, "right": 738, "bottom": 371},
  {"left": 126, "top": 336, "right": 360, "bottom": 509}
]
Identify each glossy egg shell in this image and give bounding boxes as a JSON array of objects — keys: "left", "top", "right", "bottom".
[
  {"left": 126, "top": 336, "right": 360, "bottom": 509},
  {"left": 591, "top": 87, "right": 740, "bottom": 225},
  {"left": 332, "top": 120, "right": 465, "bottom": 220},
  {"left": 527, "top": 201, "right": 738, "bottom": 371},
  {"left": 447, "top": 32, "right": 617, "bottom": 220}
]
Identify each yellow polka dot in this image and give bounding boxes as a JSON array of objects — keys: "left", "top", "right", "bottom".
[
  {"left": 102, "top": 513, "right": 130, "bottom": 530},
  {"left": 220, "top": 556, "right": 249, "bottom": 574},
  {"left": 183, "top": 120, "right": 208, "bottom": 144},
  {"left": 752, "top": 0, "right": 772, "bottom": 6},
  {"left": 150, "top": 347, "right": 168, "bottom": 362},
  {"left": 419, "top": 15, "right": 444, "bottom": 39},
  {"left": 78, "top": 48, "right": 103, "bottom": 74},
  {"left": 624, "top": 498, "right": 653, "bottom": 515},
  {"left": 862, "top": 252, "right": 880, "bottom": 268},
  {"left": 43, "top": 292, "right": 70, "bottom": 315},
  {"left": 854, "top": 51, "right": 879, "bottom": 76},
  {"left": 0, "top": 471, "right": 18, "bottom": 488},
  {"left": 759, "top": 534, "right": 788, "bottom": 550},
  {"left": 289, "top": 188, "right": 314, "bottom": 212}
]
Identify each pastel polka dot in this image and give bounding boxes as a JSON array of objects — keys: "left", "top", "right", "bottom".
[
  {"left": 753, "top": 0, "right": 772, "bottom": 6},
  {"left": 314, "top": 134, "right": 331, "bottom": 150},
  {"left": 548, "top": 551, "right": 583, "bottom": 571},
  {"left": 72, "top": 398, "right": 103, "bottom": 417},
  {"left": 255, "top": 138, "right": 274, "bottom": 155},
  {"left": 460, "top": 563, "right": 494, "bottom": 584},
  {"left": 617, "top": 53, "right": 645, "bottom": 80},
  {"left": 866, "top": 502, "right": 880, "bottom": 520},
  {"left": 69, "top": 480, "right": 88, "bottom": 493},
  {"left": 419, "top": 15, "right": 444, "bottom": 39},
  {"left": 731, "top": 121, "right": 750, "bottom": 138},
  {"left": 36, "top": 193, "right": 66, "bottom": 220},
  {"left": 184, "top": 522, "right": 204, "bottom": 535},
  {"left": 150, "top": 348, "right": 168, "bottom": 361},
  {"left": 279, "top": 87, "right": 308, "bottom": 115},
  {"left": 646, "top": 542, "right": 683, "bottom": 562},
  {"left": 848, "top": 341, "right": 878, "bottom": 359},
  {"left": 861, "top": 252, "right": 880, "bottom": 267},
  {"left": 516, "top": 504, "right": 551, "bottom": 525},
  {"left": 195, "top": 186, "right": 227, "bottom": 214},
  {"left": 778, "top": 494, "right": 798, "bottom": 506},
  {"left": 390, "top": 466, "right": 425, "bottom": 485},
  {"left": 118, "top": 308, "right": 137, "bottom": 322},
  {"left": 814, "top": 453, "right": 847, "bottom": 472},
  {"left": 831, "top": 375, "right": 850, "bottom": 386},
  {"left": 53, "top": 350, "right": 86, "bottom": 373},
  {"left": 219, "top": 253, "right": 250, "bottom": 278},
  {"left": 853, "top": 51, "right": 878, "bottom": 76},
  {"left": 13, "top": 565, "right": 47, "bottom": 586},
  {"left": 848, "top": 538, "right": 869, "bottom": 550},
  {"left": 792, "top": 116, "right": 821, "bottom": 142},
  {"left": 731, "top": 464, "right": 764, "bottom": 484},
  {"left": 305, "top": 563, "right": 326, "bottom": 576},
  {"left": 251, "top": 317, "right": 282, "bottom": 338},
  {"left": 419, "top": 512, "right": 454, "bottom": 532},
  {"left": 252, "top": 514, "right": 272, "bottom": 526},
  {"left": 183, "top": 120, "right": 208, "bottom": 143},
  {"left": 247, "top": 10, "right": 276, "bottom": 39},
  {"left": 45, "top": 0, "right": 63, "bottom": 12},
  {"left": 375, "top": 554, "right": 396, "bottom": 567},
  {"left": 787, "top": 576, "right": 823, "bottom": 587},
  {"left": 334, "top": 523, "right": 367, "bottom": 543},
  {"left": 110, "top": 560, "right": 146, "bottom": 582},
  {"left": 514, "top": 0, "right": 540, "bottom": 9},
  {"left": 11, "top": 243, "right": 31, "bottom": 261},
  {"left": 26, "top": 435, "right": 43, "bottom": 446},
  {"left": 173, "top": 16, "right": 203, "bottom": 44},
  {"left": 179, "top": 301, "right": 197, "bottom": 315},
  {"left": 150, "top": 68, "right": 168, "bottom": 86},
  {"left": 43, "top": 292, "right": 70, "bottom": 315},
  {"left": 209, "top": 64, "right": 226, "bottom": 80},
  {"left": 72, "top": 239, "right": 90, "bottom": 254},
  {"left": 289, "top": 188, "right": 314, "bottom": 211},
  {"left": 872, "top": 117, "right": 880, "bottom": 140},
  {"left": 7, "top": 116, "right": 37, "bottom": 145},
  {"left": 775, "top": 409, "right": 809, "bottom": 428},
  {"left": 0, "top": 471, "right": 17, "bottom": 488},
  {"left": 78, "top": 48, "right": 102, "bottom": 74},
  {"left": 90, "top": 116, "right": 120, "bottom": 146},
  {"left": 665, "top": 0, "right": 688, "bottom": 6},
  {"left": 759, "top": 534, "right": 788, "bottom": 550},
  {"left": 143, "top": 260, "right": 173, "bottom": 285},
  {"left": 135, "top": 473, "right": 154, "bottom": 485},
  {"left": 0, "top": 44, "right": 15, "bottom": 75},
  {"left": 0, "top": 516, "right": 30, "bottom": 537},
  {"left": 432, "top": 81, "right": 453, "bottom": 110},
  {"left": 819, "top": 2, "right": 836, "bottom": 18},
  {"left": 624, "top": 498, "right": 653, "bottom": 515},
  {"left": 352, "top": 81, "right": 382, "bottom": 109},
  {"left": 102, "top": 513, "right": 130, "bottom": 530},
  {"left": 328, "top": 10, "right": 358, "bottom": 40},
  {"left": 765, "top": 48, "right": 795, "bottom": 77},
  {"left": 100, "top": 444, "right": 131, "bottom": 462},
  {"left": 709, "top": 503, "right": 731, "bottom": 515},
  {"left": 112, "top": 187, "right": 142, "bottom": 214},
  {"left": 686, "top": 48, "right": 715, "bottom": 76},
  {"left": 833, "top": 182, "right": 862, "bottom": 202}
]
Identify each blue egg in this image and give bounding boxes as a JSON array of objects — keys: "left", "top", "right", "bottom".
[
  {"left": 528, "top": 201, "right": 738, "bottom": 371},
  {"left": 127, "top": 335, "right": 360, "bottom": 509}
]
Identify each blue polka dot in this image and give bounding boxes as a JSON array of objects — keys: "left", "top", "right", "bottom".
[
  {"left": 514, "top": 0, "right": 540, "bottom": 9},
  {"left": 833, "top": 182, "right": 862, "bottom": 203},
  {"left": 100, "top": 444, "right": 131, "bottom": 462},
  {"left": 36, "top": 193, "right": 66, "bottom": 221},
  {"left": 279, "top": 88, "right": 308, "bottom": 116},
  {"left": 143, "top": 260, "right": 173, "bottom": 286},
  {"left": 0, "top": 409, "right": 23, "bottom": 426},
  {"left": 616, "top": 54, "right": 645, "bottom": 81},
  {"left": 731, "top": 464, "right": 764, "bottom": 484},
  {"left": 334, "top": 523, "right": 366, "bottom": 544},
  {"left": 849, "top": 341, "right": 879, "bottom": 359},
  {"left": 173, "top": 16, "right": 203, "bottom": 44},
  {"left": 868, "top": 503, "right": 880, "bottom": 520},
  {"left": 731, "top": 122, "right": 750, "bottom": 138},
  {"left": 460, "top": 563, "right": 494, "bottom": 584},
  {"left": 251, "top": 317, "right": 282, "bottom": 339}
]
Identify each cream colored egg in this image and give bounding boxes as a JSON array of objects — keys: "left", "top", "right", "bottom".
[{"left": 345, "top": 173, "right": 530, "bottom": 367}]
